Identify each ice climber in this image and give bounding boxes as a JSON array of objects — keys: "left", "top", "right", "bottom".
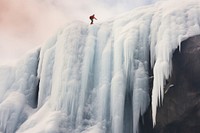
[{"left": 89, "top": 14, "right": 97, "bottom": 25}]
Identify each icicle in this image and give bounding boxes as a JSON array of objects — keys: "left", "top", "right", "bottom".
[
  {"left": 151, "top": 0, "right": 200, "bottom": 125},
  {"left": 0, "top": 1, "right": 200, "bottom": 133}
]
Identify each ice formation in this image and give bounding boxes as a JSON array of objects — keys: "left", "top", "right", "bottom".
[{"left": 0, "top": 0, "right": 200, "bottom": 133}]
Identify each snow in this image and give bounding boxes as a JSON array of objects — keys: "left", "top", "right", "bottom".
[{"left": 1, "top": 0, "right": 200, "bottom": 133}]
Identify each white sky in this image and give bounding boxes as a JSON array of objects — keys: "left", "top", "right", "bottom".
[{"left": 0, "top": 0, "right": 158, "bottom": 65}]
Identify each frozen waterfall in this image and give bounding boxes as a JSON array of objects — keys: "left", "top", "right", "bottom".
[{"left": 0, "top": 0, "right": 200, "bottom": 133}]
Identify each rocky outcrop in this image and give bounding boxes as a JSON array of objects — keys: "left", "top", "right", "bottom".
[{"left": 143, "top": 35, "right": 200, "bottom": 133}]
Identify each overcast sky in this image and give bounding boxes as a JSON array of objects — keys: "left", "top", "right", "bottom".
[{"left": 0, "top": 0, "right": 158, "bottom": 65}]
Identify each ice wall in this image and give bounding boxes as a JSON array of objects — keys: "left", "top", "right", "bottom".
[
  {"left": 0, "top": 49, "right": 40, "bottom": 133},
  {"left": 0, "top": 0, "right": 200, "bottom": 133}
]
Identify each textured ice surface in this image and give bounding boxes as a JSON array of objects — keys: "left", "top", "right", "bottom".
[
  {"left": 0, "top": 49, "right": 40, "bottom": 133},
  {"left": 0, "top": 0, "right": 200, "bottom": 133}
]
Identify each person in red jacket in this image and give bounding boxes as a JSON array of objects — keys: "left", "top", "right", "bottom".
[{"left": 89, "top": 14, "right": 97, "bottom": 25}]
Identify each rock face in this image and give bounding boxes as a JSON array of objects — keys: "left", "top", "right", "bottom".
[{"left": 144, "top": 35, "right": 200, "bottom": 133}]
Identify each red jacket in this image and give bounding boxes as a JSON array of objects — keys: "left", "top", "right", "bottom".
[{"left": 90, "top": 15, "right": 97, "bottom": 20}]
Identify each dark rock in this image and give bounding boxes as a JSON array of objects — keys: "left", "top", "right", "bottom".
[{"left": 143, "top": 35, "right": 200, "bottom": 133}]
